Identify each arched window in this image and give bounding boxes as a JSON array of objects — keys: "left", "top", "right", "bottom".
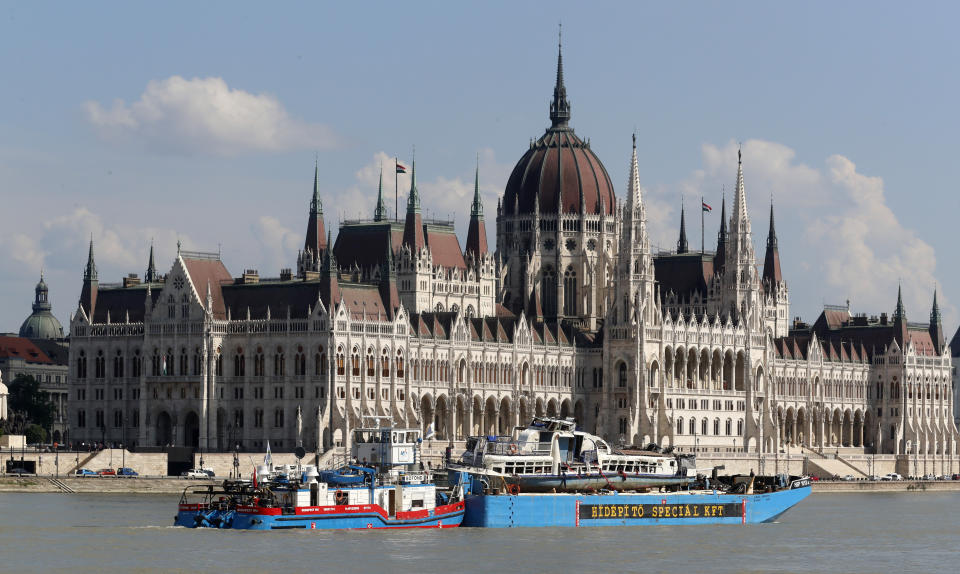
[
  {"left": 366, "top": 348, "right": 375, "bottom": 377},
  {"left": 181, "top": 294, "right": 190, "bottom": 318},
  {"left": 713, "top": 418, "right": 720, "bottom": 436},
  {"left": 737, "top": 419, "right": 744, "bottom": 436},
  {"left": 689, "top": 418, "right": 696, "bottom": 435},
  {"left": 254, "top": 348, "right": 265, "bottom": 377},
  {"left": 381, "top": 349, "right": 390, "bottom": 378},
  {"left": 725, "top": 419, "right": 732, "bottom": 436},
  {"left": 541, "top": 267, "right": 556, "bottom": 316},
  {"left": 563, "top": 266, "right": 577, "bottom": 316},
  {"left": 336, "top": 347, "right": 345, "bottom": 376},
  {"left": 618, "top": 363, "right": 627, "bottom": 388},
  {"left": 274, "top": 347, "right": 285, "bottom": 376},
  {"left": 351, "top": 348, "right": 360, "bottom": 377},
  {"left": 396, "top": 350, "right": 405, "bottom": 378},
  {"left": 677, "top": 417, "right": 684, "bottom": 435},
  {"left": 234, "top": 348, "right": 245, "bottom": 377},
  {"left": 113, "top": 350, "right": 124, "bottom": 378}
]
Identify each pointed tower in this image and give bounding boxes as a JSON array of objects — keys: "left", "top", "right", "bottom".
[
  {"left": 615, "top": 134, "right": 654, "bottom": 328},
  {"left": 80, "top": 236, "right": 98, "bottom": 319},
  {"left": 465, "top": 163, "right": 488, "bottom": 257},
  {"left": 893, "top": 284, "right": 908, "bottom": 348},
  {"left": 677, "top": 201, "right": 689, "bottom": 254},
  {"left": 722, "top": 148, "right": 759, "bottom": 320},
  {"left": 374, "top": 165, "right": 387, "bottom": 222},
  {"left": 402, "top": 157, "right": 426, "bottom": 251},
  {"left": 762, "top": 199, "right": 781, "bottom": 284},
  {"left": 930, "top": 288, "right": 945, "bottom": 354},
  {"left": 304, "top": 160, "right": 327, "bottom": 259},
  {"left": 549, "top": 30, "right": 570, "bottom": 129},
  {"left": 145, "top": 241, "right": 158, "bottom": 283},
  {"left": 714, "top": 191, "right": 728, "bottom": 275},
  {"left": 761, "top": 198, "right": 789, "bottom": 336}
]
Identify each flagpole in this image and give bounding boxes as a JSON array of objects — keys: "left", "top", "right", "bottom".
[
  {"left": 395, "top": 157, "right": 399, "bottom": 221},
  {"left": 701, "top": 195, "right": 705, "bottom": 254}
]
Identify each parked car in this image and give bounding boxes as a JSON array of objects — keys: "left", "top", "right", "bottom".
[
  {"left": 181, "top": 469, "right": 209, "bottom": 479},
  {"left": 938, "top": 475, "right": 951, "bottom": 481},
  {"left": 841, "top": 475, "right": 855, "bottom": 481},
  {"left": 116, "top": 467, "right": 138, "bottom": 477},
  {"left": 96, "top": 468, "right": 117, "bottom": 476},
  {"left": 882, "top": 473, "right": 904, "bottom": 481},
  {"left": 869, "top": 475, "right": 881, "bottom": 481},
  {"left": 74, "top": 468, "right": 97, "bottom": 477},
  {"left": 952, "top": 474, "right": 960, "bottom": 481},
  {"left": 922, "top": 474, "right": 936, "bottom": 481}
]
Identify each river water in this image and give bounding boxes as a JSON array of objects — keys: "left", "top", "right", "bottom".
[{"left": 0, "top": 491, "right": 957, "bottom": 573}]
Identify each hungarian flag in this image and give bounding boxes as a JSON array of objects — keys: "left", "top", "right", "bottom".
[
  {"left": 702, "top": 201, "right": 712, "bottom": 212},
  {"left": 396, "top": 162, "right": 408, "bottom": 174}
]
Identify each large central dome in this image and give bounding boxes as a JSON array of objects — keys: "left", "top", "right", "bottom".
[{"left": 502, "top": 42, "right": 615, "bottom": 217}]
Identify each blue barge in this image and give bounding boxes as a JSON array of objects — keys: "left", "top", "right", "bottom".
[{"left": 458, "top": 476, "right": 812, "bottom": 528}]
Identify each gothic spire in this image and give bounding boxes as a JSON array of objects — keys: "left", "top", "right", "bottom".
[
  {"left": 894, "top": 284, "right": 906, "bottom": 321},
  {"left": 374, "top": 164, "right": 387, "bottom": 222},
  {"left": 549, "top": 26, "right": 571, "bottom": 129},
  {"left": 733, "top": 147, "right": 750, "bottom": 231},
  {"left": 714, "top": 189, "right": 727, "bottom": 274},
  {"left": 626, "top": 133, "right": 643, "bottom": 214},
  {"left": 304, "top": 161, "right": 327, "bottom": 256},
  {"left": 470, "top": 161, "right": 483, "bottom": 218},
  {"left": 930, "top": 286, "right": 945, "bottom": 354},
  {"left": 931, "top": 287, "right": 941, "bottom": 324},
  {"left": 84, "top": 236, "right": 97, "bottom": 281},
  {"left": 677, "top": 201, "right": 689, "bottom": 254},
  {"left": 310, "top": 159, "right": 323, "bottom": 216},
  {"left": 406, "top": 156, "right": 421, "bottom": 214},
  {"left": 762, "top": 197, "right": 782, "bottom": 284},
  {"left": 145, "top": 241, "right": 158, "bottom": 283},
  {"left": 466, "top": 161, "right": 488, "bottom": 256},
  {"left": 402, "top": 154, "right": 426, "bottom": 250}
]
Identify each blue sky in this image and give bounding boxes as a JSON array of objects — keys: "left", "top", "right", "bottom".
[{"left": 1, "top": 1, "right": 958, "bottom": 337}]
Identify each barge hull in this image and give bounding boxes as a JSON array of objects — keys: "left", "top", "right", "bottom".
[{"left": 462, "top": 485, "right": 810, "bottom": 528}]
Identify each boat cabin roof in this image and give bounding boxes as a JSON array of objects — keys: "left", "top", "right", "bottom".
[{"left": 528, "top": 417, "right": 576, "bottom": 432}]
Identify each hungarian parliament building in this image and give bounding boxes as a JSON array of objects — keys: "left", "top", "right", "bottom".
[{"left": 67, "top": 44, "right": 959, "bottom": 472}]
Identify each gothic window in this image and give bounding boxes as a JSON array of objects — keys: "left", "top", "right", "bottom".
[
  {"left": 565, "top": 239, "right": 576, "bottom": 252},
  {"left": 336, "top": 347, "right": 345, "bottom": 376},
  {"left": 77, "top": 409, "right": 86, "bottom": 428},
  {"left": 587, "top": 239, "right": 596, "bottom": 251},
  {"left": 381, "top": 349, "right": 390, "bottom": 377},
  {"left": 714, "top": 418, "right": 720, "bottom": 435},
  {"left": 435, "top": 303, "right": 444, "bottom": 312},
  {"left": 113, "top": 350, "right": 124, "bottom": 378},
  {"left": 167, "top": 294, "right": 175, "bottom": 319},
  {"left": 725, "top": 419, "right": 732, "bottom": 436},
  {"left": 215, "top": 351, "right": 223, "bottom": 377},
  {"left": 351, "top": 348, "right": 360, "bottom": 377},
  {"left": 541, "top": 267, "right": 556, "bottom": 316},
  {"left": 179, "top": 349, "right": 188, "bottom": 376},
  {"left": 689, "top": 418, "right": 696, "bottom": 435},
  {"left": 274, "top": 347, "right": 285, "bottom": 376},
  {"left": 618, "top": 363, "right": 627, "bottom": 388},
  {"left": 95, "top": 350, "right": 105, "bottom": 379},
  {"left": 132, "top": 349, "right": 141, "bottom": 377},
  {"left": 737, "top": 419, "right": 744, "bottom": 436},
  {"left": 235, "top": 348, "right": 245, "bottom": 377},
  {"left": 677, "top": 417, "right": 683, "bottom": 435},
  {"left": 618, "top": 417, "right": 628, "bottom": 436},
  {"left": 366, "top": 348, "right": 375, "bottom": 377},
  {"left": 181, "top": 294, "right": 189, "bottom": 318},
  {"left": 254, "top": 348, "right": 265, "bottom": 377},
  {"left": 563, "top": 266, "right": 577, "bottom": 316}
]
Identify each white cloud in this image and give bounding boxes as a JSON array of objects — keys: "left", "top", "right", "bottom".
[
  {"left": 251, "top": 216, "right": 301, "bottom": 272},
  {"left": 84, "top": 76, "right": 338, "bottom": 156}
]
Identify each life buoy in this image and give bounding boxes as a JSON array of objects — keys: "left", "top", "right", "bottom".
[
  {"left": 506, "top": 483, "right": 521, "bottom": 496},
  {"left": 509, "top": 444, "right": 518, "bottom": 455},
  {"left": 335, "top": 490, "right": 348, "bottom": 505}
]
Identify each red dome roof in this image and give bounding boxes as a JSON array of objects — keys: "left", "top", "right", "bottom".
[
  {"left": 503, "top": 129, "right": 615, "bottom": 216},
  {"left": 502, "top": 40, "right": 615, "bottom": 217}
]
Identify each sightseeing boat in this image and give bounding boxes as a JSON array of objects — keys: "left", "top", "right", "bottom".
[
  {"left": 449, "top": 417, "right": 696, "bottom": 493},
  {"left": 453, "top": 471, "right": 812, "bottom": 527},
  {"left": 175, "top": 424, "right": 464, "bottom": 530}
]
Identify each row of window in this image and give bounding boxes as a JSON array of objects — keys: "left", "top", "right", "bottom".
[
  {"left": 675, "top": 417, "right": 744, "bottom": 437},
  {"left": 76, "top": 408, "right": 140, "bottom": 429}
]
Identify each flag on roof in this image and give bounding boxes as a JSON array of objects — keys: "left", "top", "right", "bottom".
[
  {"left": 396, "top": 162, "right": 408, "bottom": 174},
  {"left": 702, "top": 201, "right": 712, "bottom": 212}
]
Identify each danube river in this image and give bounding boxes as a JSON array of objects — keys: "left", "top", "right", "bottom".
[{"left": 0, "top": 491, "right": 957, "bottom": 573}]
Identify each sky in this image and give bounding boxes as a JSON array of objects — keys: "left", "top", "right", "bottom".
[{"left": 1, "top": 1, "right": 959, "bottom": 339}]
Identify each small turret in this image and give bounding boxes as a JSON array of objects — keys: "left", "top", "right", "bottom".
[
  {"left": 930, "top": 288, "right": 945, "bottom": 354},
  {"left": 80, "top": 236, "right": 98, "bottom": 318},
  {"left": 677, "top": 201, "right": 689, "bottom": 254},
  {"left": 402, "top": 156, "right": 426, "bottom": 251}
]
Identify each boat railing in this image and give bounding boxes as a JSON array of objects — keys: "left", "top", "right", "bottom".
[{"left": 483, "top": 441, "right": 552, "bottom": 456}]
